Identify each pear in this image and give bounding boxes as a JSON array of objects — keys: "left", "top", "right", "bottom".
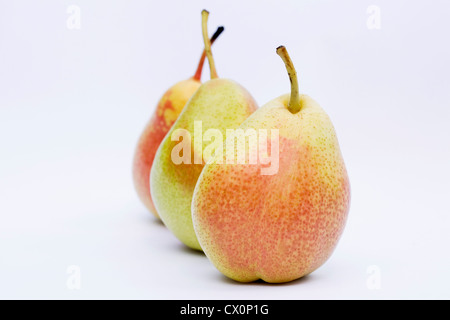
[
  {"left": 192, "top": 46, "right": 351, "bottom": 282},
  {"left": 133, "top": 26, "right": 224, "bottom": 218},
  {"left": 151, "top": 10, "right": 258, "bottom": 250}
]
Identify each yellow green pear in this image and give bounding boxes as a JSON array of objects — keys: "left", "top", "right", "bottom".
[
  {"left": 192, "top": 46, "right": 350, "bottom": 282},
  {"left": 133, "top": 27, "right": 224, "bottom": 219},
  {"left": 150, "top": 10, "right": 258, "bottom": 250}
]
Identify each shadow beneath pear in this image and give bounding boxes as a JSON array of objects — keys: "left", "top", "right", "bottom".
[
  {"left": 218, "top": 273, "right": 315, "bottom": 287},
  {"left": 141, "top": 212, "right": 205, "bottom": 257},
  {"left": 174, "top": 243, "right": 206, "bottom": 257},
  {"left": 141, "top": 212, "right": 316, "bottom": 287},
  {"left": 150, "top": 217, "right": 166, "bottom": 228},
  {"left": 139, "top": 211, "right": 166, "bottom": 228}
]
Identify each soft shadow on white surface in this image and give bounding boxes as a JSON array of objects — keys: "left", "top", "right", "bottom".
[
  {"left": 218, "top": 273, "right": 316, "bottom": 287},
  {"left": 0, "top": 0, "right": 449, "bottom": 299}
]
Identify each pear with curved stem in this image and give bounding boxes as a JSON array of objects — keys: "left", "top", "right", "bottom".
[
  {"left": 133, "top": 26, "right": 224, "bottom": 218},
  {"left": 151, "top": 10, "right": 258, "bottom": 250},
  {"left": 192, "top": 46, "right": 351, "bottom": 282}
]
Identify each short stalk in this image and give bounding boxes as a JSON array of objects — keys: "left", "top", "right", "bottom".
[
  {"left": 202, "top": 10, "right": 218, "bottom": 79},
  {"left": 276, "top": 46, "right": 302, "bottom": 113},
  {"left": 193, "top": 26, "right": 224, "bottom": 81}
]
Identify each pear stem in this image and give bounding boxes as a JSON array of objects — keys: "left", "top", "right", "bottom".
[
  {"left": 193, "top": 26, "right": 224, "bottom": 81},
  {"left": 276, "top": 46, "right": 302, "bottom": 114},
  {"left": 202, "top": 10, "right": 218, "bottom": 79}
]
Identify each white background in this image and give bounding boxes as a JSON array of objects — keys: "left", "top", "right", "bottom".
[{"left": 1, "top": 0, "right": 449, "bottom": 299}]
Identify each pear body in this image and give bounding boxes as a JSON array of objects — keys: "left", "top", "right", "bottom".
[
  {"left": 151, "top": 78, "right": 258, "bottom": 250},
  {"left": 133, "top": 78, "right": 201, "bottom": 218},
  {"left": 192, "top": 94, "right": 350, "bottom": 282}
]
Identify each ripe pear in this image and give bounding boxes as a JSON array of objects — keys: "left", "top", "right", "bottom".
[
  {"left": 151, "top": 10, "right": 258, "bottom": 250},
  {"left": 192, "top": 46, "right": 351, "bottom": 282},
  {"left": 133, "top": 26, "right": 224, "bottom": 218}
]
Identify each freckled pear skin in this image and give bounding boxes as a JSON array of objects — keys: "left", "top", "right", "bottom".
[
  {"left": 132, "top": 27, "right": 224, "bottom": 218},
  {"left": 151, "top": 79, "right": 258, "bottom": 250},
  {"left": 192, "top": 47, "right": 350, "bottom": 283},
  {"left": 133, "top": 79, "right": 201, "bottom": 217},
  {"left": 150, "top": 11, "right": 258, "bottom": 250}
]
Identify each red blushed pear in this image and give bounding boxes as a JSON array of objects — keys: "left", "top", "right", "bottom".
[
  {"left": 150, "top": 10, "right": 257, "bottom": 250},
  {"left": 133, "top": 26, "right": 224, "bottom": 218},
  {"left": 192, "top": 46, "right": 351, "bottom": 283}
]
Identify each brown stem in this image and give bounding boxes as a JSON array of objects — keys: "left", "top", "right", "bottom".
[
  {"left": 202, "top": 10, "right": 218, "bottom": 79},
  {"left": 193, "top": 26, "right": 224, "bottom": 81},
  {"left": 276, "top": 46, "right": 302, "bottom": 113}
]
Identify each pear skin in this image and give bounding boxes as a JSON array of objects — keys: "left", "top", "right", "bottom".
[
  {"left": 151, "top": 78, "right": 257, "bottom": 250},
  {"left": 132, "top": 27, "right": 224, "bottom": 218},
  {"left": 133, "top": 78, "right": 201, "bottom": 217},
  {"left": 150, "top": 11, "right": 258, "bottom": 250},
  {"left": 192, "top": 47, "right": 350, "bottom": 282}
]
